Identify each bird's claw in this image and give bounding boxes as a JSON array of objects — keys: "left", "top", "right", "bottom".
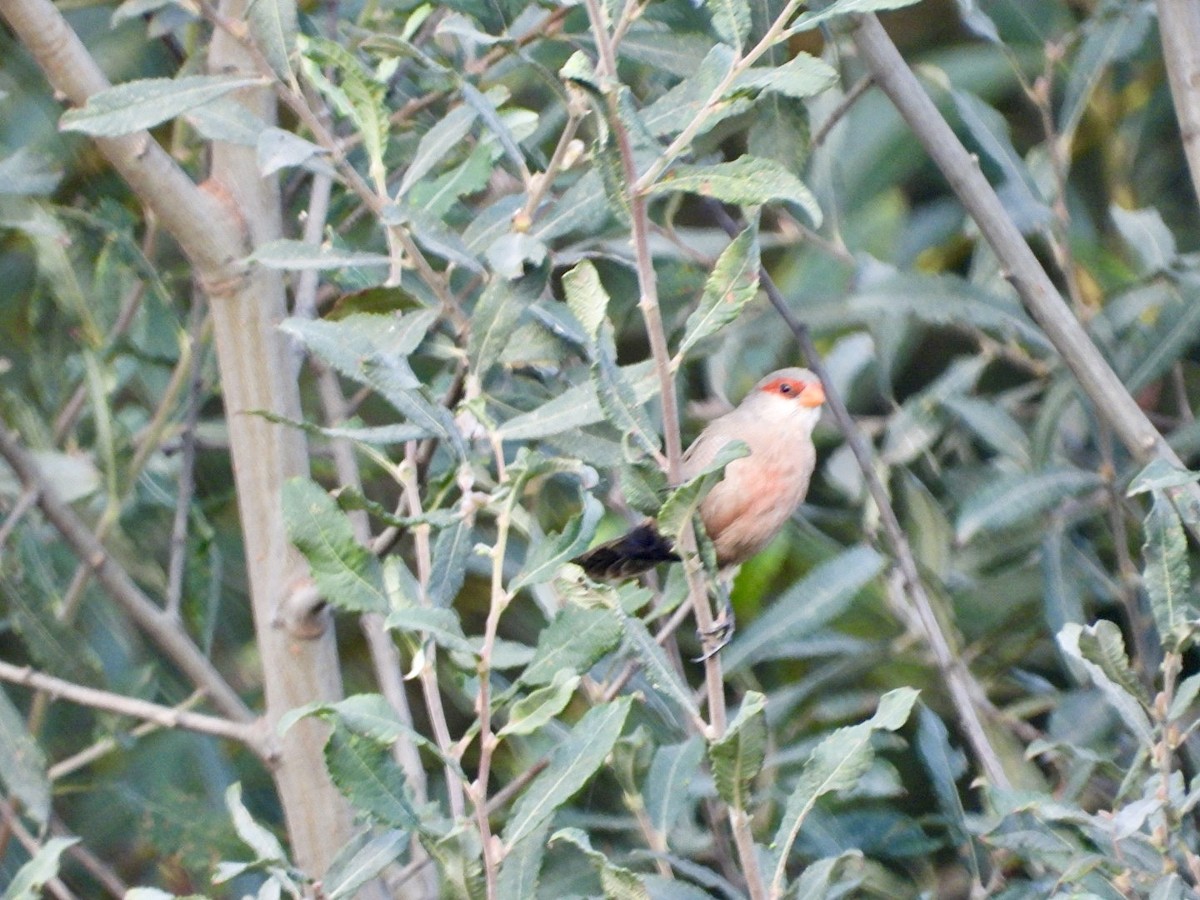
[{"left": 693, "top": 596, "right": 735, "bottom": 662}]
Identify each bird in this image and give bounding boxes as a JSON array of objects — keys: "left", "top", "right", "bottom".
[{"left": 573, "top": 367, "right": 826, "bottom": 581}]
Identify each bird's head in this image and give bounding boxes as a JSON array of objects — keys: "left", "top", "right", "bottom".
[{"left": 743, "top": 367, "right": 826, "bottom": 427}]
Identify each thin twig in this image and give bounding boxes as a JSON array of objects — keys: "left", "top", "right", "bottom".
[
  {"left": 811, "top": 74, "right": 873, "bottom": 148},
  {"left": 0, "top": 423, "right": 252, "bottom": 723},
  {"left": 0, "top": 660, "right": 268, "bottom": 755}
]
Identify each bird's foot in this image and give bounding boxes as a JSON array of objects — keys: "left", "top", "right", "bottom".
[{"left": 693, "top": 597, "right": 736, "bottom": 662}]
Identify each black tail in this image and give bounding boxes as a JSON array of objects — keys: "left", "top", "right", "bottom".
[{"left": 572, "top": 521, "right": 679, "bottom": 581}]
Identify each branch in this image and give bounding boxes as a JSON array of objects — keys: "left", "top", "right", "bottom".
[
  {"left": 0, "top": 423, "right": 252, "bottom": 723},
  {"left": 0, "top": 661, "right": 269, "bottom": 756},
  {"left": 850, "top": 14, "right": 1200, "bottom": 527},
  {"left": 1156, "top": 0, "right": 1200, "bottom": 209}
]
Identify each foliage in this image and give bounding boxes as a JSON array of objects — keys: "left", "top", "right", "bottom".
[{"left": 3, "top": 0, "right": 1200, "bottom": 897}]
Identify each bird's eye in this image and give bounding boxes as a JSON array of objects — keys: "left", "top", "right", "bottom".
[{"left": 779, "top": 383, "right": 793, "bottom": 394}]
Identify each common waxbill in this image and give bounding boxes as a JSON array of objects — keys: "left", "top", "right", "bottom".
[{"left": 574, "top": 368, "right": 826, "bottom": 580}]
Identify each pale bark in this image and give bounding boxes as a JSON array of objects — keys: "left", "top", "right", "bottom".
[{"left": 0, "top": 0, "right": 353, "bottom": 876}]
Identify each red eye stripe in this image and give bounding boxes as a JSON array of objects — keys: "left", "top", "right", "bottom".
[{"left": 760, "top": 377, "right": 806, "bottom": 396}]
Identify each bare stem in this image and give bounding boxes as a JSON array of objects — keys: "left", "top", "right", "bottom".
[{"left": 0, "top": 661, "right": 269, "bottom": 755}]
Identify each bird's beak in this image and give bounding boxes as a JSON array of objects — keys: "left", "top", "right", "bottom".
[{"left": 799, "top": 381, "right": 825, "bottom": 407}]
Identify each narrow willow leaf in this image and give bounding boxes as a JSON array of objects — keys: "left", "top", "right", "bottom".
[
  {"left": 427, "top": 518, "right": 472, "bottom": 608},
  {"left": 1060, "top": 3, "right": 1152, "bottom": 136},
  {"left": 914, "top": 706, "right": 976, "bottom": 873},
  {"left": 0, "top": 148, "right": 60, "bottom": 196},
  {"left": 550, "top": 827, "right": 651, "bottom": 899},
  {"left": 1057, "top": 623, "right": 1153, "bottom": 746},
  {"left": 612, "top": 606, "right": 701, "bottom": 724},
  {"left": 1169, "top": 672, "right": 1200, "bottom": 722},
  {"left": 955, "top": 468, "right": 1102, "bottom": 544},
  {"left": 60, "top": 76, "right": 263, "bottom": 136},
  {"left": 397, "top": 104, "right": 477, "bottom": 197},
  {"left": 497, "top": 361, "right": 658, "bottom": 441},
  {"left": 786, "top": 0, "right": 922, "bottom": 35},
  {"left": 770, "top": 688, "right": 918, "bottom": 892},
  {"left": 617, "top": 24, "right": 717, "bottom": 77},
  {"left": 186, "top": 98, "right": 267, "bottom": 145},
  {"left": 645, "top": 737, "right": 705, "bottom": 839},
  {"left": 511, "top": 493, "right": 603, "bottom": 590},
  {"left": 657, "top": 441, "right": 749, "bottom": 541},
  {"left": 1112, "top": 205, "right": 1177, "bottom": 274},
  {"left": 648, "top": 157, "right": 822, "bottom": 227},
  {"left": 249, "top": 239, "right": 390, "bottom": 269},
  {"left": 562, "top": 260, "right": 609, "bottom": 341},
  {"left": 256, "top": 128, "right": 328, "bottom": 176},
  {"left": 706, "top": 0, "right": 750, "bottom": 49},
  {"left": 324, "top": 725, "right": 425, "bottom": 833},
  {"left": 1128, "top": 459, "right": 1200, "bottom": 495},
  {"left": 708, "top": 692, "right": 767, "bottom": 809},
  {"left": 281, "top": 316, "right": 462, "bottom": 454},
  {"left": 499, "top": 671, "right": 581, "bottom": 737},
  {"left": 283, "top": 478, "right": 388, "bottom": 613},
  {"left": 792, "top": 851, "right": 864, "bottom": 900},
  {"left": 460, "top": 82, "right": 526, "bottom": 175},
  {"left": 324, "top": 830, "right": 408, "bottom": 900},
  {"left": 520, "top": 605, "right": 623, "bottom": 686},
  {"left": 497, "top": 819, "right": 552, "bottom": 899},
  {"left": 1141, "top": 493, "right": 1198, "bottom": 651},
  {"left": 732, "top": 53, "right": 838, "bottom": 99},
  {"left": 385, "top": 607, "right": 476, "bottom": 655},
  {"left": 593, "top": 321, "right": 661, "bottom": 457},
  {"left": 247, "top": 0, "right": 298, "bottom": 83},
  {"left": 641, "top": 46, "right": 740, "bottom": 139},
  {"left": 300, "top": 37, "right": 389, "bottom": 180},
  {"left": 470, "top": 277, "right": 536, "bottom": 380},
  {"left": 678, "top": 222, "right": 760, "bottom": 359},
  {"left": 2, "top": 837, "right": 79, "bottom": 900},
  {"left": 502, "top": 697, "right": 632, "bottom": 846},
  {"left": 725, "top": 545, "right": 884, "bottom": 671},
  {"left": 225, "top": 782, "right": 288, "bottom": 862}
]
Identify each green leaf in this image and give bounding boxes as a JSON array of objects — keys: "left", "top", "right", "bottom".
[
  {"left": 512, "top": 494, "right": 603, "bottom": 590},
  {"left": 299, "top": 37, "right": 389, "bottom": 182},
  {"left": 397, "top": 104, "right": 478, "bottom": 197},
  {"left": 324, "top": 829, "right": 409, "bottom": 900},
  {"left": 225, "top": 782, "right": 288, "bottom": 863},
  {"left": 706, "top": 0, "right": 750, "bottom": 49},
  {"left": 497, "top": 361, "right": 658, "bottom": 441},
  {"left": 427, "top": 518, "right": 473, "bottom": 608},
  {"left": 470, "top": 276, "right": 537, "bottom": 380},
  {"left": 520, "top": 605, "right": 624, "bottom": 686},
  {"left": 732, "top": 53, "right": 838, "bottom": 99},
  {"left": 770, "top": 688, "right": 918, "bottom": 893},
  {"left": 460, "top": 82, "right": 527, "bottom": 176},
  {"left": 499, "top": 671, "right": 581, "bottom": 737},
  {"left": 1057, "top": 622, "right": 1153, "bottom": 746},
  {"left": 657, "top": 440, "right": 750, "bottom": 541},
  {"left": 642, "top": 46, "right": 742, "bottom": 140},
  {"left": 648, "top": 157, "right": 822, "bottom": 227},
  {"left": 324, "top": 725, "right": 426, "bottom": 833},
  {"left": 550, "top": 827, "right": 651, "bottom": 900},
  {"left": 281, "top": 315, "right": 462, "bottom": 454},
  {"left": 725, "top": 545, "right": 885, "bottom": 671},
  {"left": 1128, "top": 460, "right": 1200, "bottom": 496},
  {"left": 248, "top": 239, "right": 390, "bottom": 270},
  {"left": 247, "top": 0, "right": 298, "bottom": 83},
  {"left": 1141, "top": 493, "right": 1198, "bottom": 651},
  {"left": 592, "top": 321, "right": 662, "bottom": 457},
  {"left": 941, "top": 394, "right": 1030, "bottom": 465},
  {"left": 677, "top": 220, "right": 760, "bottom": 359},
  {"left": 914, "top": 707, "right": 975, "bottom": 867},
  {"left": 1112, "top": 205, "right": 1177, "bottom": 275},
  {"left": 1, "top": 837, "right": 79, "bottom": 900},
  {"left": 785, "top": 0, "right": 923, "bottom": 35},
  {"left": 611, "top": 605, "right": 701, "bottom": 725},
  {"left": 60, "top": 76, "right": 263, "bottom": 136},
  {"left": 0, "top": 687, "right": 50, "bottom": 826},
  {"left": 0, "top": 148, "right": 60, "bottom": 197},
  {"left": 186, "top": 98, "right": 267, "bottom": 145},
  {"left": 502, "top": 697, "right": 632, "bottom": 846},
  {"left": 1168, "top": 672, "right": 1200, "bottom": 723},
  {"left": 708, "top": 691, "right": 767, "bottom": 809},
  {"left": 955, "top": 467, "right": 1103, "bottom": 544},
  {"left": 497, "top": 819, "right": 552, "bottom": 899},
  {"left": 562, "top": 260, "right": 610, "bottom": 341},
  {"left": 386, "top": 607, "right": 476, "bottom": 655},
  {"left": 645, "top": 737, "right": 705, "bottom": 838},
  {"left": 283, "top": 478, "right": 388, "bottom": 613}
]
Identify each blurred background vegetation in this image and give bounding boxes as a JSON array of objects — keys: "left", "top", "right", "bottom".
[{"left": 3, "top": 0, "right": 1200, "bottom": 896}]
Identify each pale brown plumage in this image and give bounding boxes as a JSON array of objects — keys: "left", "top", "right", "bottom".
[{"left": 575, "top": 368, "right": 825, "bottom": 580}]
